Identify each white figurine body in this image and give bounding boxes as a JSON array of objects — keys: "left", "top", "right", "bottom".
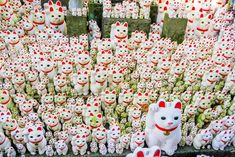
[
  {"left": 212, "top": 130, "right": 234, "bottom": 150},
  {"left": 26, "top": 126, "right": 47, "bottom": 155},
  {"left": 145, "top": 99, "right": 182, "bottom": 156}
]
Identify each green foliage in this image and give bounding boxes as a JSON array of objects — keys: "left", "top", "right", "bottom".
[
  {"left": 88, "top": 3, "right": 103, "bottom": 28},
  {"left": 66, "top": 16, "right": 87, "bottom": 36},
  {"left": 150, "top": 5, "right": 158, "bottom": 23},
  {"left": 161, "top": 13, "right": 188, "bottom": 44}
]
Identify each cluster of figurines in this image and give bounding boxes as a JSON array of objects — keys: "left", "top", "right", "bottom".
[{"left": 0, "top": 0, "right": 235, "bottom": 156}]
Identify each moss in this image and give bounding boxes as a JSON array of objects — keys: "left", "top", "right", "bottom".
[
  {"left": 161, "top": 13, "right": 187, "bottom": 44},
  {"left": 102, "top": 17, "right": 151, "bottom": 38},
  {"left": 88, "top": 3, "right": 103, "bottom": 28},
  {"left": 150, "top": 5, "right": 158, "bottom": 23},
  {"left": 65, "top": 15, "right": 87, "bottom": 36}
]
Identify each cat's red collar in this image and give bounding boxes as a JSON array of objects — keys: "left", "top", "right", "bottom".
[
  {"left": 9, "top": 40, "right": 20, "bottom": 45},
  {"left": 155, "top": 124, "right": 178, "bottom": 133},
  {"left": 197, "top": 28, "right": 208, "bottom": 33},
  {"left": 115, "top": 35, "right": 127, "bottom": 40},
  {"left": 0, "top": 137, "right": 6, "bottom": 145},
  {"left": 29, "top": 138, "right": 43, "bottom": 144},
  {"left": 1, "top": 97, "right": 10, "bottom": 105},
  {"left": 0, "top": 0, "right": 7, "bottom": 6},
  {"left": 50, "top": 21, "right": 64, "bottom": 26},
  {"left": 33, "top": 21, "right": 45, "bottom": 25}
]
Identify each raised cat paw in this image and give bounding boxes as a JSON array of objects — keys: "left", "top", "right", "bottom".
[{"left": 149, "top": 103, "right": 159, "bottom": 112}]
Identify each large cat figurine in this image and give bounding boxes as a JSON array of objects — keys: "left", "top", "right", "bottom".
[
  {"left": 49, "top": 1, "right": 67, "bottom": 34},
  {"left": 110, "top": 21, "right": 128, "bottom": 48},
  {"left": 145, "top": 99, "right": 182, "bottom": 156}
]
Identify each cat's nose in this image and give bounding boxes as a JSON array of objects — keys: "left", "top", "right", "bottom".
[{"left": 168, "top": 122, "right": 173, "bottom": 125}]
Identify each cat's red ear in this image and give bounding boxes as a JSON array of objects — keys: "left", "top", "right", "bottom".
[
  {"left": 137, "top": 151, "right": 145, "bottom": 157},
  {"left": 158, "top": 100, "right": 166, "bottom": 108},
  {"left": 50, "top": 7, "right": 54, "bottom": 12},
  {"left": 154, "top": 149, "right": 161, "bottom": 157},
  {"left": 174, "top": 101, "right": 182, "bottom": 109}
]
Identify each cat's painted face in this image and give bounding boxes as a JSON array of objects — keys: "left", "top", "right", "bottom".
[
  {"left": 206, "top": 70, "right": 219, "bottom": 83},
  {"left": 49, "top": 4, "right": 64, "bottom": 24},
  {"left": 103, "top": 90, "right": 116, "bottom": 104},
  {"left": 0, "top": 110, "right": 11, "bottom": 123},
  {"left": 184, "top": 104, "right": 197, "bottom": 116},
  {"left": 220, "top": 130, "right": 234, "bottom": 142},
  {"left": 99, "top": 38, "right": 112, "bottom": 50},
  {"left": 109, "top": 125, "right": 121, "bottom": 141},
  {"left": 76, "top": 71, "right": 89, "bottom": 85},
  {"left": 114, "top": 21, "right": 128, "bottom": 39},
  {"left": 36, "top": 31, "right": 48, "bottom": 42},
  {"left": 68, "top": 126, "right": 78, "bottom": 136},
  {"left": 33, "top": 9, "right": 45, "bottom": 23},
  {"left": 200, "top": 129, "right": 213, "bottom": 142},
  {"left": 45, "top": 114, "right": 59, "bottom": 127},
  {"left": 121, "top": 89, "right": 133, "bottom": 103},
  {"left": 133, "top": 131, "right": 145, "bottom": 145},
  {"left": 89, "top": 113, "right": 103, "bottom": 128},
  {"left": 135, "top": 92, "right": 149, "bottom": 107},
  {"left": 211, "top": 120, "right": 223, "bottom": 133},
  {"left": 77, "top": 51, "right": 90, "bottom": 65},
  {"left": 13, "top": 73, "right": 25, "bottom": 85},
  {"left": 27, "top": 126, "right": 44, "bottom": 143},
  {"left": 84, "top": 103, "right": 100, "bottom": 117},
  {"left": 159, "top": 58, "right": 171, "bottom": 72},
  {"left": 55, "top": 93, "right": 66, "bottom": 104},
  {"left": 73, "top": 134, "right": 86, "bottom": 146},
  {"left": 13, "top": 128, "right": 24, "bottom": 142},
  {"left": 111, "top": 70, "right": 123, "bottom": 84},
  {"left": 0, "top": 5, "right": 13, "bottom": 19},
  {"left": 223, "top": 116, "right": 235, "bottom": 128},
  {"left": 0, "top": 90, "right": 10, "bottom": 105},
  {"left": 42, "top": 93, "right": 53, "bottom": 103},
  {"left": 54, "top": 75, "right": 67, "bottom": 87},
  {"left": 20, "top": 100, "right": 33, "bottom": 113},
  {"left": 130, "top": 107, "right": 142, "bottom": 119},
  {"left": 132, "top": 31, "right": 146, "bottom": 44},
  {"left": 55, "top": 140, "right": 67, "bottom": 149},
  {"left": 93, "top": 127, "right": 106, "bottom": 141},
  {"left": 3, "top": 119, "right": 18, "bottom": 131},
  {"left": 94, "top": 68, "right": 108, "bottom": 83},
  {"left": 6, "top": 31, "right": 20, "bottom": 45},
  {"left": 40, "top": 58, "right": 54, "bottom": 72},
  {"left": 153, "top": 99, "right": 182, "bottom": 130},
  {"left": 60, "top": 108, "right": 72, "bottom": 121}
]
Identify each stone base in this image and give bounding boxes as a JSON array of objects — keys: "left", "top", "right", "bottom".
[
  {"left": 66, "top": 15, "right": 87, "bottom": 36},
  {"left": 161, "top": 13, "right": 188, "bottom": 44},
  {"left": 23, "top": 146, "right": 235, "bottom": 157},
  {"left": 102, "top": 17, "right": 151, "bottom": 38}
]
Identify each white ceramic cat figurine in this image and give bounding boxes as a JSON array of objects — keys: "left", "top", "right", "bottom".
[
  {"left": 110, "top": 21, "right": 128, "bottom": 48},
  {"left": 145, "top": 98, "right": 182, "bottom": 156},
  {"left": 26, "top": 126, "right": 47, "bottom": 155},
  {"left": 49, "top": 1, "right": 67, "bottom": 34}
]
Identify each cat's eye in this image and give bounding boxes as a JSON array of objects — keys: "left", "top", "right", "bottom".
[
  {"left": 161, "top": 117, "right": 166, "bottom": 120},
  {"left": 174, "top": 117, "right": 179, "bottom": 120}
]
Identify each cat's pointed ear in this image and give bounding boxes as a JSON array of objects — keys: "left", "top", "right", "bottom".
[
  {"left": 173, "top": 99, "right": 182, "bottom": 109},
  {"left": 153, "top": 149, "right": 161, "bottom": 157},
  {"left": 158, "top": 99, "right": 166, "bottom": 108}
]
